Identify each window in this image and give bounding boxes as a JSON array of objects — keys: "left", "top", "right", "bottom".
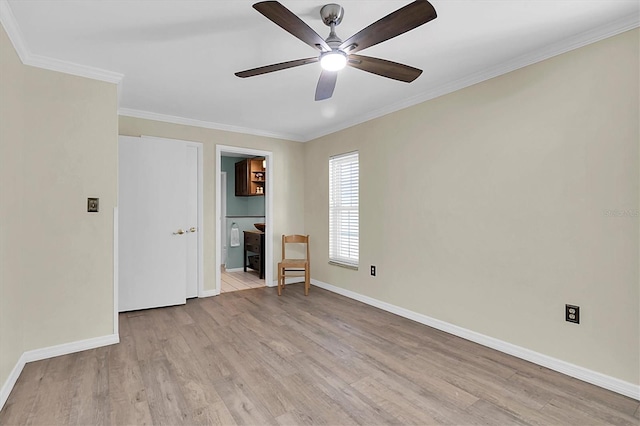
[{"left": 329, "top": 151, "right": 359, "bottom": 268}]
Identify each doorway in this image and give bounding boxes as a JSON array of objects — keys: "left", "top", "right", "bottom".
[{"left": 216, "top": 145, "right": 273, "bottom": 295}]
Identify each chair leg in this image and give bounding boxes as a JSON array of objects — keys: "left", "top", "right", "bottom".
[
  {"left": 304, "top": 267, "right": 309, "bottom": 296},
  {"left": 277, "top": 265, "right": 282, "bottom": 296}
]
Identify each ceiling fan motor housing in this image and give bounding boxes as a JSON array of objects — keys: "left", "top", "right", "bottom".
[{"left": 320, "top": 4, "right": 344, "bottom": 26}]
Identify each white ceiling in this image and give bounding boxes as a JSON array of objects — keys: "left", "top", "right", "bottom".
[{"left": 3, "top": 0, "right": 639, "bottom": 141}]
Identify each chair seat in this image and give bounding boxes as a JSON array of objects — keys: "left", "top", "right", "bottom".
[{"left": 279, "top": 259, "right": 307, "bottom": 268}]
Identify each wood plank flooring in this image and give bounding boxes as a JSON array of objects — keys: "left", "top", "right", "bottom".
[
  {"left": 221, "top": 269, "right": 266, "bottom": 293},
  {"left": 1, "top": 284, "right": 638, "bottom": 425}
]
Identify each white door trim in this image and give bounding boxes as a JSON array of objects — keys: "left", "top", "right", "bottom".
[
  {"left": 113, "top": 207, "right": 119, "bottom": 334},
  {"left": 221, "top": 171, "right": 227, "bottom": 267},
  {"left": 216, "top": 145, "right": 273, "bottom": 295}
]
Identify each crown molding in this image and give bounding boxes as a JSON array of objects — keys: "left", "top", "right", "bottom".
[
  {"left": 0, "top": 0, "right": 123, "bottom": 84},
  {"left": 0, "top": 0, "right": 28, "bottom": 59},
  {"left": 118, "top": 108, "right": 304, "bottom": 142},
  {"left": 302, "top": 14, "right": 640, "bottom": 142},
  {"left": 22, "top": 53, "right": 123, "bottom": 84}
]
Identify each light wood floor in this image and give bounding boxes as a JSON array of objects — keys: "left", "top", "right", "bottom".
[
  {"left": 1, "top": 284, "right": 638, "bottom": 425},
  {"left": 221, "top": 268, "right": 266, "bottom": 293}
]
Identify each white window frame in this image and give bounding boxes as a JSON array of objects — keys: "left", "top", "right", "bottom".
[{"left": 329, "top": 151, "right": 359, "bottom": 269}]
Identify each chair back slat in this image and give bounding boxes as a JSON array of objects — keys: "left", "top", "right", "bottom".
[
  {"left": 282, "top": 234, "right": 309, "bottom": 260},
  {"left": 284, "top": 234, "right": 308, "bottom": 244}
]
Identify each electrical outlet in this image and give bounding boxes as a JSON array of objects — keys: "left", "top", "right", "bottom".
[
  {"left": 370, "top": 265, "right": 376, "bottom": 276},
  {"left": 565, "top": 304, "right": 580, "bottom": 324}
]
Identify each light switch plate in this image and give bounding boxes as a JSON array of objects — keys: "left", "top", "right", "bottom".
[{"left": 87, "top": 198, "right": 99, "bottom": 213}]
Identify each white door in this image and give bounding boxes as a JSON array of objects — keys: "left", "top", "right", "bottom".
[
  {"left": 185, "top": 146, "right": 198, "bottom": 298},
  {"left": 119, "top": 136, "right": 189, "bottom": 312}
]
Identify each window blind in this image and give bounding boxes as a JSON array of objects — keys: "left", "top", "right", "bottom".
[{"left": 329, "top": 151, "right": 359, "bottom": 267}]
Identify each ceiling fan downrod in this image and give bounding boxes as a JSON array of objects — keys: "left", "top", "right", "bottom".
[{"left": 320, "top": 3, "right": 344, "bottom": 49}]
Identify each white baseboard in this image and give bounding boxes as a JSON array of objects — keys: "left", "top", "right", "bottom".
[
  {"left": 23, "top": 334, "right": 120, "bottom": 362},
  {"left": 199, "top": 289, "right": 217, "bottom": 298},
  {"left": 0, "top": 333, "right": 119, "bottom": 411},
  {"left": 0, "top": 352, "right": 26, "bottom": 412},
  {"left": 224, "top": 267, "right": 244, "bottom": 273},
  {"left": 23, "top": 334, "right": 119, "bottom": 363},
  {"left": 311, "top": 279, "right": 640, "bottom": 401}
]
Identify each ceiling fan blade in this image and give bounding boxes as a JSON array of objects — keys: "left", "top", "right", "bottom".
[
  {"left": 339, "top": 0, "right": 437, "bottom": 54},
  {"left": 235, "top": 57, "right": 318, "bottom": 78},
  {"left": 315, "top": 70, "right": 337, "bottom": 101},
  {"left": 254, "top": 1, "right": 331, "bottom": 52},
  {"left": 347, "top": 54, "right": 422, "bottom": 82}
]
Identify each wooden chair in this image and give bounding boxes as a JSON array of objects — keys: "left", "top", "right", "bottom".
[{"left": 277, "top": 235, "right": 310, "bottom": 296}]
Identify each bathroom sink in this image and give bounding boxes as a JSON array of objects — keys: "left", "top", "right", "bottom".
[{"left": 254, "top": 223, "right": 265, "bottom": 232}]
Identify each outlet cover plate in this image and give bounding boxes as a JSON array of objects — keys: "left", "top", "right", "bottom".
[{"left": 565, "top": 304, "right": 580, "bottom": 324}]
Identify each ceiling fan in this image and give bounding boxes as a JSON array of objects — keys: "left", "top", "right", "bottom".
[{"left": 235, "top": 1, "right": 437, "bottom": 101}]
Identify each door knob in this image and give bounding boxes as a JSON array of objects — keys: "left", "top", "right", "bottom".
[
  {"left": 173, "top": 229, "right": 185, "bottom": 235},
  {"left": 189, "top": 227, "right": 197, "bottom": 233}
]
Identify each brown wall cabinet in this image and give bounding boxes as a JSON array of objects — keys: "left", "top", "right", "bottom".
[{"left": 235, "top": 158, "right": 266, "bottom": 196}]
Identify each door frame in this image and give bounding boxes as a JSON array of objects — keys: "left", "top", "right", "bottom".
[
  {"left": 216, "top": 145, "right": 273, "bottom": 295},
  {"left": 116, "top": 135, "right": 205, "bottom": 315},
  {"left": 220, "top": 171, "right": 227, "bottom": 267}
]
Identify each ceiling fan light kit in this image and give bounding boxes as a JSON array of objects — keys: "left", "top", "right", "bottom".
[
  {"left": 320, "top": 51, "right": 347, "bottom": 71},
  {"left": 235, "top": 0, "right": 438, "bottom": 101}
]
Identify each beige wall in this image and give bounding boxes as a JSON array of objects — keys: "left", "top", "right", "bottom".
[
  {"left": 118, "top": 117, "right": 306, "bottom": 291},
  {"left": 20, "top": 67, "right": 117, "bottom": 351},
  {"left": 304, "top": 29, "right": 639, "bottom": 385},
  {"left": 0, "top": 25, "right": 26, "bottom": 389},
  {"left": 0, "top": 23, "right": 118, "bottom": 386}
]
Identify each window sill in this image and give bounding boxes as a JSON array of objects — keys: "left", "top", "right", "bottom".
[{"left": 329, "top": 261, "right": 358, "bottom": 271}]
